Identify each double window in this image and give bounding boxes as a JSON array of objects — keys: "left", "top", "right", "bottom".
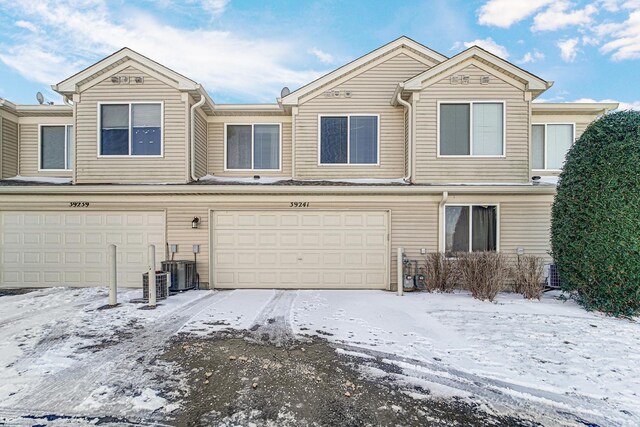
[
  {"left": 40, "top": 125, "right": 73, "bottom": 170},
  {"left": 532, "top": 124, "right": 574, "bottom": 170},
  {"left": 225, "top": 124, "right": 281, "bottom": 170},
  {"left": 319, "top": 115, "right": 379, "bottom": 164},
  {"left": 445, "top": 205, "right": 498, "bottom": 256},
  {"left": 100, "top": 103, "right": 162, "bottom": 156},
  {"left": 439, "top": 102, "right": 504, "bottom": 156}
]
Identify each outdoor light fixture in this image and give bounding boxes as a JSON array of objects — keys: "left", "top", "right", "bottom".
[{"left": 191, "top": 217, "right": 200, "bottom": 229}]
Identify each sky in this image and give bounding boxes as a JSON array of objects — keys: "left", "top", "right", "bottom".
[{"left": 0, "top": 0, "right": 638, "bottom": 108}]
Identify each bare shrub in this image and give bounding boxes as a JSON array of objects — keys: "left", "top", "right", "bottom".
[
  {"left": 456, "top": 252, "right": 510, "bottom": 301},
  {"left": 513, "top": 255, "right": 545, "bottom": 299},
  {"left": 423, "top": 252, "right": 457, "bottom": 293}
]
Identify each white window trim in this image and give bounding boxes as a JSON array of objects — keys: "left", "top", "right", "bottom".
[
  {"left": 223, "top": 123, "right": 283, "bottom": 172},
  {"left": 441, "top": 203, "right": 500, "bottom": 253},
  {"left": 317, "top": 114, "right": 381, "bottom": 166},
  {"left": 436, "top": 100, "right": 507, "bottom": 158},
  {"left": 38, "top": 123, "right": 73, "bottom": 172},
  {"left": 96, "top": 101, "right": 164, "bottom": 158},
  {"left": 531, "top": 122, "right": 576, "bottom": 172}
]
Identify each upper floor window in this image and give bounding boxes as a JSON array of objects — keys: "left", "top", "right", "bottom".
[
  {"left": 319, "top": 115, "right": 378, "bottom": 164},
  {"left": 439, "top": 102, "right": 504, "bottom": 156},
  {"left": 445, "top": 205, "right": 498, "bottom": 256},
  {"left": 225, "top": 124, "right": 280, "bottom": 170},
  {"left": 532, "top": 124, "right": 574, "bottom": 170},
  {"left": 100, "top": 103, "right": 162, "bottom": 156},
  {"left": 40, "top": 125, "right": 73, "bottom": 170}
]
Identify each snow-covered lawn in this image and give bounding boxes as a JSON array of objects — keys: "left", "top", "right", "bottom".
[{"left": 0, "top": 287, "right": 638, "bottom": 426}]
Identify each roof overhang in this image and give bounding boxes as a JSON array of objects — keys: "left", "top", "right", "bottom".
[
  {"left": 212, "top": 103, "right": 288, "bottom": 116},
  {"left": 281, "top": 36, "right": 448, "bottom": 106},
  {"left": 532, "top": 102, "right": 619, "bottom": 114},
  {"left": 0, "top": 99, "right": 72, "bottom": 117},
  {"left": 402, "top": 46, "right": 552, "bottom": 98}
]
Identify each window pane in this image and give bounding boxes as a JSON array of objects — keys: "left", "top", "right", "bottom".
[
  {"left": 532, "top": 125, "right": 545, "bottom": 169},
  {"left": 320, "top": 117, "right": 348, "bottom": 163},
  {"left": 547, "top": 124, "right": 573, "bottom": 169},
  {"left": 445, "top": 206, "right": 470, "bottom": 255},
  {"left": 132, "top": 104, "right": 161, "bottom": 155},
  {"left": 472, "top": 206, "right": 497, "bottom": 251},
  {"left": 66, "top": 125, "right": 73, "bottom": 170},
  {"left": 41, "top": 126, "right": 65, "bottom": 169},
  {"left": 440, "top": 104, "right": 470, "bottom": 155},
  {"left": 253, "top": 125, "right": 279, "bottom": 169},
  {"left": 101, "top": 104, "right": 129, "bottom": 155},
  {"left": 350, "top": 116, "right": 378, "bottom": 164},
  {"left": 226, "top": 125, "right": 252, "bottom": 169},
  {"left": 472, "top": 103, "right": 503, "bottom": 155}
]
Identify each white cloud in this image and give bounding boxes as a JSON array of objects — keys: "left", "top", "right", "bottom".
[
  {"left": 308, "top": 47, "right": 334, "bottom": 64},
  {"left": 597, "top": 9, "right": 640, "bottom": 60},
  {"left": 557, "top": 38, "right": 580, "bottom": 61},
  {"left": 517, "top": 50, "right": 545, "bottom": 64},
  {"left": 531, "top": 2, "right": 597, "bottom": 31},
  {"left": 452, "top": 37, "right": 509, "bottom": 58},
  {"left": 582, "top": 35, "right": 600, "bottom": 46},
  {"left": 186, "top": 0, "right": 229, "bottom": 17},
  {"left": 478, "top": 0, "right": 554, "bottom": 28},
  {"left": 0, "top": 0, "right": 325, "bottom": 102},
  {"left": 573, "top": 97, "right": 640, "bottom": 110},
  {"left": 15, "top": 20, "right": 38, "bottom": 32}
]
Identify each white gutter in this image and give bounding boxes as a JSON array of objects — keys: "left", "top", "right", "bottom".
[
  {"left": 190, "top": 94, "right": 206, "bottom": 182},
  {"left": 395, "top": 89, "right": 412, "bottom": 183},
  {"left": 438, "top": 191, "right": 448, "bottom": 252},
  {"left": 62, "top": 95, "right": 73, "bottom": 107}
]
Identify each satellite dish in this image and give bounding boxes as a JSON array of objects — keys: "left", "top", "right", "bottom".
[
  {"left": 280, "top": 87, "right": 290, "bottom": 98},
  {"left": 36, "top": 92, "right": 44, "bottom": 105}
]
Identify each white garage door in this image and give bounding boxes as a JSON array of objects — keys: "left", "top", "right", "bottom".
[
  {"left": 211, "top": 210, "right": 389, "bottom": 289},
  {"left": 0, "top": 211, "right": 165, "bottom": 288}
]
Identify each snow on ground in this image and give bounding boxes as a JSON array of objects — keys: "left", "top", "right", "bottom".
[
  {"left": 4, "top": 176, "right": 73, "bottom": 184},
  {"left": 290, "top": 290, "right": 640, "bottom": 426},
  {"left": 0, "top": 287, "right": 638, "bottom": 426}
]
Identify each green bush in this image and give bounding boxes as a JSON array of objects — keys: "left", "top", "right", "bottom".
[{"left": 551, "top": 110, "right": 640, "bottom": 316}]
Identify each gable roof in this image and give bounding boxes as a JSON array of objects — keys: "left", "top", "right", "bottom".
[
  {"left": 402, "top": 45, "right": 552, "bottom": 96},
  {"left": 281, "top": 36, "right": 448, "bottom": 106}
]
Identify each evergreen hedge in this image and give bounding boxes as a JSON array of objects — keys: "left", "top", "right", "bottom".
[{"left": 551, "top": 110, "right": 640, "bottom": 316}]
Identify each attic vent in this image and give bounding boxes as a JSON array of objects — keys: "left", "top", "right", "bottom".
[
  {"left": 461, "top": 76, "right": 470, "bottom": 85},
  {"left": 134, "top": 76, "right": 144, "bottom": 84},
  {"left": 450, "top": 76, "right": 460, "bottom": 84},
  {"left": 480, "top": 76, "right": 490, "bottom": 85},
  {"left": 119, "top": 76, "right": 130, "bottom": 84}
]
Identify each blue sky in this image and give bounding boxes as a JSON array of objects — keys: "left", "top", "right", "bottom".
[{"left": 0, "top": 0, "right": 638, "bottom": 108}]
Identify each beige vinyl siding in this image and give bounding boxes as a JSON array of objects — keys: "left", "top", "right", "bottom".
[
  {"left": 18, "top": 123, "right": 74, "bottom": 178},
  {"left": 294, "top": 53, "right": 431, "bottom": 179},
  {"left": 1, "top": 117, "right": 18, "bottom": 178},
  {"left": 75, "top": 65, "right": 188, "bottom": 184},
  {"left": 415, "top": 63, "right": 530, "bottom": 183},
  {"left": 207, "top": 120, "right": 292, "bottom": 177},
  {"left": 194, "top": 109, "right": 208, "bottom": 178},
  {"left": 0, "top": 189, "right": 554, "bottom": 290}
]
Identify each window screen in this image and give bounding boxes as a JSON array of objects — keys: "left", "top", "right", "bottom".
[
  {"left": 131, "top": 104, "right": 161, "bottom": 155},
  {"left": 320, "top": 117, "right": 348, "bottom": 164},
  {"left": 440, "top": 104, "right": 470, "bottom": 155},
  {"left": 101, "top": 104, "right": 129, "bottom": 155},
  {"left": 445, "top": 206, "right": 470, "bottom": 256},
  {"left": 253, "top": 125, "right": 279, "bottom": 170},
  {"left": 532, "top": 125, "right": 545, "bottom": 169},
  {"left": 472, "top": 103, "right": 503, "bottom": 155},
  {"left": 226, "top": 125, "right": 252, "bottom": 169},
  {"left": 349, "top": 116, "right": 378, "bottom": 164},
  {"left": 41, "top": 126, "right": 66, "bottom": 169},
  {"left": 546, "top": 124, "right": 573, "bottom": 170},
  {"left": 472, "top": 206, "right": 497, "bottom": 251},
  {"left": 66, "top": 125, "right": 73, "bottom": 169}
]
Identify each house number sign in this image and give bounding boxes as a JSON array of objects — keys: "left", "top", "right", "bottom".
[
  {"left": 290, "top": 202, "right": 310, "bottom": 208},
  {"left": 69, "top": 202, "right": 90, "bottom": 207}
]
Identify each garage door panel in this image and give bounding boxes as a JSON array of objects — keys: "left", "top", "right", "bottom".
[
  {"left": 212, "top": 210, "right": 388, "bottom": 289},
  {"left": 1, "top": 211, "right": 165, "bottom": 288}
]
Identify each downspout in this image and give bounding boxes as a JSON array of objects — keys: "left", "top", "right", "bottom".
[
  {"left": 438, "top": 191, "right": 448, "bottom": 252},
  {"left": 190, "top": 95, "right": 206, "bottom": 182},
  {"left": 63, "top": 95, "right": 75, "bottom": 184},
  {"left": 395, "top": 91, "right": 412, "bottom": 183}
]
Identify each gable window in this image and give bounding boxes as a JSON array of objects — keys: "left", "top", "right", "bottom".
[
  {"left": 40, "top": 125, "right": 73, "bottom": 170},
  {"left": 100, "top": 103, "right": 162, "bottom": 156},
  {"left": 439, "top": 102, "right": 504, "bottom": 156},
  {"left": 532, "top": 124, "right": 574, "bottom": 170},
  {"left": 225, "top": 124, "right": 280, "bottom": 170},
  {"left": 445, "top": 205, "right": 498, "bottom": 256},
  {"left": 319, "top": 115, "right": 378, "bottom": 164}
]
